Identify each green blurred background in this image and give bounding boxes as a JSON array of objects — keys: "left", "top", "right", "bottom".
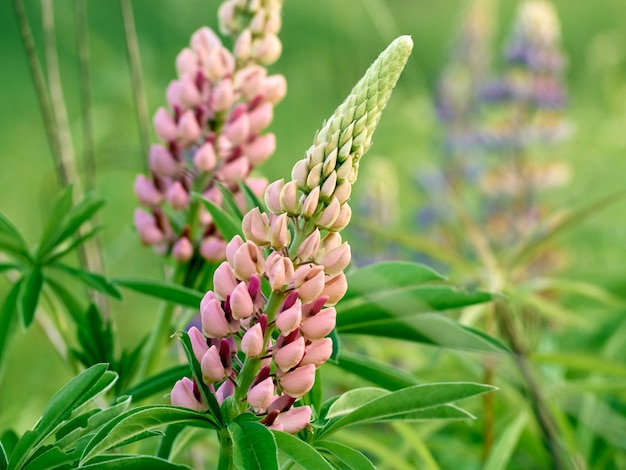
[{"left": 1, "top": 0, "right": 626, "bottom": 438}]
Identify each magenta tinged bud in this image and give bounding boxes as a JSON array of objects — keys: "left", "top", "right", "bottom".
[
  {"left": 178, "top": 75, "right": 202, "bottom": 108},
  {"left": 247, "top": 377, "right": 275, "bottom": 412},
  {"left": 278, "top": 364, "right": 316, "bottom": 398},
  {"left": 244, "top": 133, "right": 276, "bottom": 166},
  {"left": 176, "top": 47, "right": 198, "bottom": 78},
  {"left": 265, "top": 179, "right": 284, "bottom": 214},
  {"left": 291, "top": 159, "right": 309, "bottom": 188},
  {"left": 134, "top": 209, "right": 163, "bottom": 245},
  {"left": 300, "top": 338, "right": 333, "bottom": 368},
  {"left": 223, "top": 108, "right": 251, "bottom": 146},
  {"left": 171, "top": 377, "right": 207, "bottom": 412},
  {"left": 229, "top": 281, "right": 254, "bottom": 320},
  {"left": 271, "top": 406, "right": 312, "bottom": 434},
  {"left": 275, "top": 298, "right": 302, "bottom": 335},
  {"left": 270, "top": 213, "right": 291, "bottom": 249},
  {"left": 213, "top": 261, "right": 238, "bottom": 301},
  {"left": 235, "top": 65, "right": 266, "bottom": 100},
  {"left": 200, "top": 236, "right": 227, "bottom": 262},
  {"left": 201, "top": 296, "right": 235, "bottom": 338},
  {"left": 193, "top": 142, "right": 217, "bottom": 172},
  {"left": 166, "top": 181, "right": 189, "bottom": 210},
  {"left": 188, "top": 326, "right": 209, "bottom": 364},
  {"left": 217, "top": 157, "right": 250, "bottom": 185},
  {"left": 241, "top": 321, "right": 264, "bottom": 357},
  {"left": 211, "top": 78, "right": 235, "bottom": 112},
  {"left": 274, "top": 335, "right": 305, "bottom": 373},
  {"left": 150, "top": 145, "right": 179, "bottom": 177},
  {"left": 301, "top": 307, "right": 336, "bottom": 341},
  {"left": 242, "top": 208, "right": 270, "bottom": 246},
  {"left": 233, "top": 240, "right": 266, "bottom": 280},
  {"left": 318, "top": 242, "right": 351, "bottom": 276},
  {"left": 321, "top": 272, "right": 348, "bottom": 305},
  {"left": 134, "top": 175, "right": 162, "bottom": 206},
  {"left": 294, "top": 264, "right": 326, "bottom": 303},
  {"left": 215, "top": 379, "right": 234, "bottom": 406},
  {"left": 154, "top": 108, "right": 178, "bottom": 142},
  {"left": 301, "top": 187, "right": 320, "bottom": 219},
  {"left": 201, "top": 345, "right": 226, "bottom": 384},
  {"left": 172, "top": 236, "right": 194, "bottom": 262},
  {"left": 248, "top": 102, "right": 274, "bottom": 134},
  {"left": 178, "top": 110, "right": 202, "bottom": 145}
]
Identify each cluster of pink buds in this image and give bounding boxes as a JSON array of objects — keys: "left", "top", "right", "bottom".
[
  {"left": 134, "top": 4, "right": 286, "bottom": 264},
  {"left": 171, "top": 36, "right": 413, "bottom": 433}
]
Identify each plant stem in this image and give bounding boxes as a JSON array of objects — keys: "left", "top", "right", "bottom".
[
  {"left": 217, "top": 430, "right": 233, "bottom": 470},
  {"left": 495, "top": 300, "right": 567, "bottom": 470},
  {"left": 120, "top": 0, "right": 151, "bottom": 171}
]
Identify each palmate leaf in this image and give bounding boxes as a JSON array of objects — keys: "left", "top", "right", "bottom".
[
  {"left": 197, "top": 194, "right": 243, "bottom": 240},
  {"left": 316, "top": 382, "right": 495, "bottom": 440},
  {"left": 272, "top": 431, "right": 332, "bottom": 469},
  {"left": 229, "top": 419, "right": 277, "bottom": 470},
  {"left": 113, "top": 277, "right": 203, "bottom": 308}
]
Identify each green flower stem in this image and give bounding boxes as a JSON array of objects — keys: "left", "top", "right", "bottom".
[
  {"left": 217, "top": 429, "right": 234, "bottom": 470},
  {"left": 134, "top": 263, "right": 188, "bottom": 382}
]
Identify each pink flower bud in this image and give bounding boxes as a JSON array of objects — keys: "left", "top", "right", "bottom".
[
  {"left": 278, "top": 364, "right": 316, "bottom": 398},
  {"left": 216, "top": 157, "right": 250, "bottom": 184},
  {"left": 262, "top": 75, "right": 287, "bottom": 104},
  {"left": 300, "top": 338, "right": 333, "bottom": 367},
  {"left": 230, "top": 281, "right": 254, "bottom": 320},
  {"left": 172, "top": 236, "right": 194, "bottom": 262},
  {"left": 188, "top": 326, "right": 209, "bottom": 364},
  {"left": 201, "top": 297, "right": 237, "bottom": 338},
  {"left": 266, "top": 252, "right": 295, "bottom": 292},
  {"left": 242, "top": 207, "right": 270, "bottom": 246},
  {"left": 247, "top": 377, "right": 275, "bottom": 412},
  {"left": 249, "top": 11, "right": 265, "bottom": 34},
  {"left": 275, "top": 299, "right": 302, "bottom": 335},
  {"left": 215, "top": 379, "right": 234, "bottom": 405},
  {"left": 316, "top": 197, "right": 341, "bottom": 229},
  {"left": 301, "top": 307, "right": 336, "bottom": 341},
  {"left": 166, "top": 181, "right": 189, "bottom": 210},
  {"left": 233, "top": 240, "right": 266, "bottom": 280},
  {"left": 154, "top": 108, "right": 178, "bottom": 141},
  {"left": 253, "top": 34, "right": 282, "bottom": 65},
  {"left": 134, "top": 175, "right": 162, "bottom": 206},
  {"left": 279, "top": 180, "right": 300, "bottom": 215},
  {"left": 217, "top": 2, "right": 236, "bottom": 32},
  {"left": 178, "top": 110, "right": 202, "bottom": 145},
  {"left": 320, "top": 171, "right": 337, "bottom": 200},
  {"left": 291, "top": 159, "right": 309, "bottom": 188},
  {"left": 201, "top": 346, "right": 226, "bottom": 384},
  {"left": 321, "top": 232, "right": 342, "bottom": 252},
  {"left": 226, "top": 235, "right": 244, "bottom": 267},
  {"left": 297, "top": 229, "right": 321, "bottom": 262},
  {"left": 274, "top": 335, "right": 305, "bottom": 372},
  {"left": 176, "top": 47, "right": 198, "bottom": 78},
  {"left": 329, "top": 204, "right": 352, "bottom": 231},
  {"left": 321, "top": 273, "right": 348, "bottom": 305},
  {"left": 150, "top": 145, "right": 179, "bottom": 177},
  {"left": 191, "top": 27, "right": 221, "bottom": 54},
  {"left": 294, "top": 264, "right": 326, "bottom": 303},
  {"left": 235, "top": 65, "right": 266, "bottom": 100},
  {"left": 244, "top": 133, "right": 276, "bottom": 166},
  {"left": 213, "top": 261, "right": 238, "bottom": 300},
  {"left": 333, "top": 179, "right": 352, "bottom": 204},
  {"left": 134, "top": 209, "right": 163, "bottom": 245},
  {"left": 265, "top": 179, "right": 284, "bottom": 214},
  {"left": 301, "top": 187, "right": 320, "bottom": 219},
  {"left": 178, "top": 75, "right": 202, "bottom": 108},
  {"left": 234, "top": 29, "right": 252, "bottom": 61},
  {"left": 193, "top": 142, "right": 217, "bottom": 172},
  {"left": 270, "top": 213, "right": 290, "bottom": 249},
  {"left": 271, "top": 406, "right": 311, "bottom": 434},
  {"left": 204, "top": 47, "right": 235, "bottom": 80},
  {"left": 200, "top": 236, "right": 227, "bottom": 262},
  {"left": 241, "top": 322, "right": 264, "bottom": 357},
  {"left": 171, "top": 377, "right": 207, "bottom": 412},
  {"left": 223, "top": 109, "right": 251, "bottom": 146},
  {"left": 318, "top": 242, "right": 351, "bottom": 276},
  {"left": 211, "top": 78, "right": 235, "bottom": 112},
  {"left": 166, "top": 81, "right": 182, "bottom": 109},
  {"left": 248, "top": 102, "right": 274, "bottom": 134}
]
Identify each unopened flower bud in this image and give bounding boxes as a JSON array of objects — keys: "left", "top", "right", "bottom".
[
  {"left": 178, "top": 110, "right": 202, "bottom": 145},
  {"left": 265, "top": 179, "right": 284, "bottom": 214},
  {"left": 306, "top": 162, "right": 323, "bottom": 190},
  {"left": 242, "top": 208, "right": 270, "bottom": 246},
  {"left": 172, "top": 236, "right": 194, "bottom": 262},
  {"left": 178, "top": 75, "right": 202, "bottom": 108},
  {"left": 270, "top": 213, "right": 291, "bottom": 249},
  {"left": 204, "top": 47, "right": 235, "bottom": 81},
  {"left": 235, "top": 65, "right": 266, "bottom": 100},
  {"left": 223, "top": 107, "right": 251, "bottom": 146},
  {"left": 134, "top": 175, "right": 162, "bottom": 206},
  {"left": 166, "top": 181, "right": 190, "bottom": 210},
  {"left": 329, "top": 204, "right": 352, "bottom": 231},
  {"left": 333, "top": 179, "right": 352, "bottom": 204},
  {"left": 215, "top": 379, "right": 234, "bottom": 406},
  {"left": 301, "top": 187, "right": 320, "bottom": 219},
  {"left": 201, "top": 345, "right": 226, "bottom": 384},
  {"left": 171, "top": 377, "right": 207, "bottom": 412},
  {"left": 211, "top": 78, "right": 235, "bottom": 112},
  {"left": 301, "top": 307, "right": 337, "bottom": 341},
  {"left": 191, "top": 27, "right": 221, "bottom": 54},
  {"left": 274, "top": 335, "right": 305, "bottom": 372},
  {"left": 193, "top": 143, "right": 217, "bottom": 172},
  {"left": 134, "top": 209, "right": 163, "bottom": 245},
  {"left": 266, "top": 252, "right": 295, "bottom": 291},
  {"left": 201, "top": 297, "right": 237, "bottom": 338},
  {"left": 262, "top": 74, "right": 287, "bottom": 104},
  {"left": 230, "top": 281, "right": 255, "bottom": 320},
  {"left": 294, "top": 264, "right": 326, "bottom": 303},
  {"left": 248, "top": 102, "right": 273, "bottom": 134},
  {"left": 235, "top": 29, "right": 252, "bottom": 61},
  {"left": 226, "top": 235, "right": 244, "bottom": 267},
  {"left": 278, "top": 364, "right": 316, "bottom": 398},
  {"left": 279, "top": 180, "right": 300, "bottom": 215},
  {"left": 176, "top": 48, "right": 198, "bottom": 78},
  {"left": 321, "top": 272, "right": 348, "bottom": 305},
  {"left": 241, "top": 321, "right": 264, "bottom": 357},
  {"left": 154, "top": 108, "right": 178, "bottom": 142},
  {"left": 247, "top": 377, "right": 275, "bottom": 412},
  {"left": 150, "top": 145, "right": 179, "bottom": 177},
  {"left": 233, "top": 240, "right": 266, "bottom": 280},
  {"left": 253, "top": 34, "right": 282, "bottom": 65},
  {"left": 217, "top": 157, "right": 250, "bottom": 184},
  {"left": 244, "top": 133, "right": 276, "bottom": 165},
  {"left": 318, "top": 242, "right": 351, "bottom": 276},
  {"left": 271, "top": 406, "right": 311, "bottom": 434},
  {"left": 275, "top": 299, "right": 302, "bottom": 335},
  {"left": 300, "top": 338, "right": 333, "bottom": 368},
  {"left": 297, "top": 229, "right": 321, "bottom": 262},
  {"left": 319, "top": 172, "right": 337, "bottom": 200},
  {"left": 200, "top": 236, "right": 227, "bottom": 261},
  {"left": 188, "top": 326, "right": 209, "bottom": 364},
  {"left": 316, "top": 197, "right": 341, "bottom": 229}
]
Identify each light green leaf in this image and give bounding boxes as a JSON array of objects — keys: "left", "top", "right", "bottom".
[
  {"left": 8, "top": 364, "right": 109, "bottom": 470},
  {"left": 229, "top": 420, "right": 278, "bottom": 470},
  {"left": 315, "top": 441, "right": 376, "bottom": 470},
  {"left": 113, "top": 277, "right": 202, "bottom": 308},
  {"left": 197, "top": 194, "right": 243, "bottom": 241},
  {"left": 316, "top": 382, "right": 495, "bottom": 439},
  {"left": 50, "top": 263, "right": 121, "bottom": 299},
  {"left": 80, "top": 405, "right": 218, "bottom": 463},
  {"left": 484, "top": 411, "right": 527, "bottom": 470},
  {"left": 333, "top": 351, "right": 420, "bottom": 391},
  {"left": 19, "top": 267, "right": 44, "bottom": 328},
  {"left": 326, "top": 388, "right": 389, "bottom": 419},
  {"left": 272, "top": 431, "right": 333, "bottom": 469}
]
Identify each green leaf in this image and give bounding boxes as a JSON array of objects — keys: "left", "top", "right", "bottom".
[
  {"left": 229, "top": 420, "right": 278, "bottom": 470},
  {"left": 73, "top": 304, "right": 114, "bottom": 367},
  {"left": 120, "top": 364, "right": 189, "bottom": 402},
  {"left": 18, "top": 267, "right": 44, "bottom": 328},
  {"left": 0, "top": 441, "right": 7, "bottom": 470},
  {"left": 484, "top": 411, "right": 528, "bottom": 470},
  {"left": 326, "top": 388, "right": 390, "bottom": 419},
  {"left": 316, "top": 382, "right": 495, "bottom": 439},
  {"left": 7, "top": 364, "right": 109, "bottom": 470},
  {"left": 338, "top": 312, "right": 508, "bottom": 352},
  {"left": 113, "top": 277, "right": 202, "bottom": 308},
  {"left": 0, "top": 212, "right": 28, "bottom": 249},
  {"left": 80, "top": 405, "right": 218, "bottom": 463},
  {"left": 315, "top": 441, "right": 376, "bottom": 470},
  {"left": 343, "top": 261, "right": 446, "bottom": 302},
  {"left": 37, "top": 185, "right": 75, "bottom": 257},
  {"left": 197, "top": 194, "right": 243, "bottom": 240},
  {"left": 333, "top": 351, "right": 419, "bottom": 391},
  {"left": 50, "top": 263, "right": 121, "bottom": 299},
  {"left": 156, "top": 424, "right": 185, "bottom": 460},
  {"left": 0, "top": 263, "right": 20, "bottom": 274},
  {"left": 44, "top": 227, "right": 101, "bottom": 264},
  {"left": 51, "top": 196, "right": 105, "bottom": 252},
  {"left": 45, "top": 277, "right": 85, "bottom": 325},
  {"left": 216, "top": 183, "right": 244, "bottom": 220},
  {"left": 0, "top": 281, "right": 23, "bottom": 371},
  {"left": 0, "top": 233, "right": 32, "bottom": 264},
  {"left": 366, "top": 404, "right": 475, "bottom": 422},
  {"left": 271, "top": 431, "right": 332, "bottom": 469},
  {"left": 79, "top": 455, "right": 191, "bottom": 469},
  {"left": 239, "top": 181, "right": 267, "bottom": 212}
]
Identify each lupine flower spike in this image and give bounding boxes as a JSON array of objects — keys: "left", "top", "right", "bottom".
[
  {"left": 134, "top": 0, "right": 286, "bottom": 264},
  {"left": 172, "top": 36, "right": 413, "bottom": 433}
]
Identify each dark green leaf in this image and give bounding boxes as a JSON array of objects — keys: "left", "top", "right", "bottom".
[
  {"left": 21, "top": 442, "right": 84, "bottom": 470},
  {"left": 271, "top": 431, "right": 332, "bottom": 469},
  {"left": 7, "top": 364, "right": 109, "bottom": 470},
  {"left": 0, "top": 441, "right": 7, "bottom": 470},
  {"left": 0, "top": 233, "right": 32, "bottom": 264},
  {"left": 229, "top": 420, "right": 277, "bottom": 470},
  {"left": 37, "top": 185, "right": 75, "bottom": 257},
  {"left": 316, "top": 382, "right": 495, "bottom": 439},
  {"left": 50, "top": 263, "right": 121, "bottom": 299},
  {"left": 0, "top": 263, "right": 20, "bottom": 274},
  {"left": 315, "top": 441, "right": 376, "bottom": 470},
  {"left": 239, "top": 181, "right": 267, "bottom": 212},
  {"left": 113, "top": 277, "right": 202, "bottom": 308},
  {"left": 0, "top": 430, "right": 18, "bottom": 461},
  {"left": 51, "top": 196, "right": 105, "bottom": 252},
  {"left": 44, "top": 227, "right": 102, "bottom": 264},
  {"left": 216, "top": 183, "right": 244, "bottom": 220},
  {"left": 18, "top": 267, "right": 44, "bottom": 328},
  {"left": 80, "top": 405, "right": 218, "bottom": 463},
  {"left": 328, "top": 327, "right": 340, "bottom": 362},
  {"left": 157, "top": 424, "right": 185, "bottom": 460},
  {"left": 0, "top": 281, "right": 22, "bottom": 371},
  {"left": 45, "top": 277, "right": 85, "bottom": 325},
  {"left": 120, "top": 364, "right": 189, "bottom": 403},
  {"left": 197, "top": 194, "right": 243, "bottom": 240},
  {"left": 333, "top": 351, "right": 419, "bottom": 391},
  {"left": 73, "top": 304, "right": 114, "bottom": 367},
  {"left": 79, "top": 455, "right": 191, "bottom": 469}
]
